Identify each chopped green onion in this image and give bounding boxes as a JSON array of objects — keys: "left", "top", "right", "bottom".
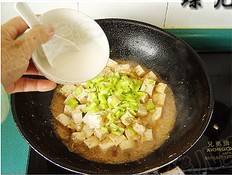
[
  {"left": 128, "top": 126, "right": 136, "bottom": 135},
  {"left": 149, "top": 79, "right": 154, "bottom": 84},
  {"left": 109, "top": 122, "right": 119, "bottom": 131},
  {"left": 101, "top": 126, "right": 108, "bottom": 132},
  {"left": 112, "top": 130, "right": 123, "bottom": 136},
  {"left": 75, "top": 86, "right": 83, "bottom": 96},
  {"left": 67, "top": 98, "right": 78, "bottom": 108},
  {"left": 146, "top": 102, "right": 155, "bottom": 110},
  {"left": 107, "top": 113, "right": 114, "bottom": 122}
]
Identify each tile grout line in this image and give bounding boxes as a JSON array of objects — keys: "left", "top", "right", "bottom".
[{"left": 163, "top": 2, "right": 169, "bottom": 28}]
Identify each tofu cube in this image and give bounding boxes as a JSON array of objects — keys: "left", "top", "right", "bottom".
[
  {"left": 140, "top": 78, "right": 156, "bottom": 97},
  {"left": 124, "top": 129, "right": 140, "bottom": 140},
  {"left": 71, "top": 109, "right": 83, "bottom": 124},
  {"left": 84, "top": 136, "right": 99, "bottom": 149},
  {"left": 94, "top": 128, "right": 109, "bottom": 141},
  {"left": 152, "top": 106, "right": 163, "bottom": 121},
  {"left": 56, "top": 114, "right": 71, "bottom": 127},
  {"left": 75, "top": 104, "right": 86, "bottom": 112},
  {"left": 82, "top": 124, "right": 94, "bottom": 138},
  {"left": 82, "top": 112, "right": 103, "bottom": 129},
  {"left": 140, "top": 92, "right": 149, "bottom": 104},
  {"left": 108, "top": 134, "right": 127, "bottom": 146},
  {"left": 115, "top": 64, "right": 132, "bottom": 74},
  {"left": 67, "top": 120, "right": 77, "bottom": 131},
  {"left": 132, "top": 123, "right": 146, "bottom": 135},
  {"left": 64, "top": 94, "right": 76, "bottom": 105},
  {"left": 141, "top": 129, "right": 153, "bottom": 142},
  {"left": 71, "top": 132, "right": 86, "bottom": 143},
  {"left": 134, "top": 65, "right": 146, "bottom": 77},
  {"left": 76, "top": 124, "right": 83, "bottom": 131},
  {"left": 144, "top": 71, "right": 158, "bottom": 80},
  {"left": 119, "top": 140, "right": 136, "bottom": 151},
  {"left": 152, "top": 93, "right": 166, "bottom": 106},
  {"left": 106, "top": 58, "right": 118, "bottom": 69},
  {"left": 99, "top": 137, "right": 115, "bottom": 152},
  {"left": 73, "top": 86, "right": 88, "bottom": 104},
  {"left": 107, "top": 95, "right": 121, "bottom": 107},
  {"left": 60, "top": 84, "right": 76, "bottom": 97},
  {"left": 155, "top": 83, "right": 167, "bottom": 93},
  {"left": 120, "top": 111, "right": 134, "bottom": 126},
  {"left": 137, "top": 104, "right": 148, "bottom": 117},
  {"left": 101, "top": 66, "right": 113, "bottom": 77},
  {"left": 64, "top": 105, "right": 74, "bottom": 115}
]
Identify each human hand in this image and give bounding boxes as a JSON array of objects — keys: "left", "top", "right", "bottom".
[{"left": 1, "top": 16, "right": 57, "bottom": 94}]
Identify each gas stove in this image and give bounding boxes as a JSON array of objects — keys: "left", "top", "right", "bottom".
[{"left": 27, "top": 52, "right": 232, "bottom": 174}]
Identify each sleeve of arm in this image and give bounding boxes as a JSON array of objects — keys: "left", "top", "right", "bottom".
[{"left": 1, "top": 83, "right": 10, "bottom": 123}]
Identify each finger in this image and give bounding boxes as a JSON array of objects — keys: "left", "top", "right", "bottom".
[
  {"left": 6, "top": 77, "right": 57, "bottom": 94},
  {"left": 16, "top": 23, "right": 55, "bottom": 60},
  {"left": 24, "top": 62, "right": 43, "bottom": 76},
  {"left": 1, "top": 16, "right": 29, "bottom": 40}
]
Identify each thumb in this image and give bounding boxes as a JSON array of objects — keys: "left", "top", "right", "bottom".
[{"left": 16, "top": 23, "right": 55, "bottom": 60}]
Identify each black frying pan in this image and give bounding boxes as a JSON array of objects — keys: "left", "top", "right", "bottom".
[{"left": 11, "top": 19, "right": 213, "bottom": 174}]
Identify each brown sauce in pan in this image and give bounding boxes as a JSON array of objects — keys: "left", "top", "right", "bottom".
[{"left": 50, "top": 60, "right": 177, "bottom": 164}]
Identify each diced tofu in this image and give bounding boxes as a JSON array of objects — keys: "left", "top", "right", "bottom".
[
  {"left": 144, "top": 71, "right": 158, "bottom": 80},
  {"left": 124, "top": 129, "right": 141, "bottom": 140},
  {"left": 101, "top": 66, "right": 113, "bottom": 76},
  {"left": 63, "top": 94, "right": 76, "bottom": 105},
  {"left": 155, "top": 83, "right": 167, "bottom": 93},
  {"left": 114, "top": 64, "right": 132, "bottom": 74},
  {"left": 71, "top": 109, "right": 83, "bottom": 124},
  {"left": 71, "top": 132, "right": 86, "bottom": 143},
  {"left": 134, "top": 65, "right": 146, "bottom": 77},
  {"left": 151, "top": 106, "right": 163, "bottom": 121},
  {"left": 106, "top": 58, "right": 118, "bottom": 69},
  {"left": 75, "top": 104, "right": 87, "bottom": 112},
  {"left": 82, "top": 124, "right": 94, "bottom": 138},
  {"left": 120, "top": 111, "right": 134, "bottom": 126},
  {"left": 125, "top": 128, "right": 134, "bottom": 140},
  {"left": 140, "top": 78, "right": 156, "bottom": 97},
  {"left": 67, "top": 120, "right": 77, "bottom": 131},
  {"left": 64, "top": 105, "right": 74, "bottom": 115},
  {"left": 99, "top": 137, "right": 115, "bottom": 152},
  {"left": 59, "top": 84, "right": 76, "bottom": 97},
  {"left": 84, "top": 136, "right": 99, "bottom": 149},
  {"left": 73, "top": 86, "right": 88, "bottom": 104},
  {"left": 152, "top": 93, "right": 166, "bottom": 106},
  {"left": 107, "top": 95, "right": 121, "bottom": 107},
  {"left": 132, "top": 123, "right": 146, "bottom": 135},
  {"left": 82, "top": 112, "right": 103, "bottom": 129},
  {"left": 137, "top": 104, "right": 148, "bottom": 117},
  {"left": 94, "top": 128, "right": 109, "bottom": 141},
  {"left": 108, "top": 134, "right": 127, "bottom": 146},
  {"left": 141, "top": 129, "right": 153, "bottom": 142},
  {"left": 56, "top": 114, "right": 71, "bottom": 127},
  {"left": 76, "top": 124, "right": 83, "bottom": 131},
  {"left": 119, "top": 140, "right": 136, "bottom": 151},
  {"left": 140, "top": 92, "right": 149, "bottom": 103}
]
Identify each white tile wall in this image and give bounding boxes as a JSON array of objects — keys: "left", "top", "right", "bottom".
[
  {"left": 1, "top": 2, "right": 78, "bottom": 25},
  {"left": 165, "top": 2, "right": 232, "bottom": 28},
  {"left": 78, "top": 2, "right": 167, "bottom": 27},
  {"left": 1, "top": 2, "right": 232, "bottom": 28}
]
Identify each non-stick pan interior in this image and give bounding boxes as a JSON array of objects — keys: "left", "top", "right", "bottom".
[{"left": 11, "top": 19, "right": 213, "bottom": 174}]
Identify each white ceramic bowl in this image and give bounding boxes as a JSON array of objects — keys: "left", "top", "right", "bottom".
[{"left": 32, "top": 8, "right": 109, "bottom": 84}]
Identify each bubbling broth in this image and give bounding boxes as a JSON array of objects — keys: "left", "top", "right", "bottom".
[{"left": 50, "top": 59, "right": 176, "bottom": 164}]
